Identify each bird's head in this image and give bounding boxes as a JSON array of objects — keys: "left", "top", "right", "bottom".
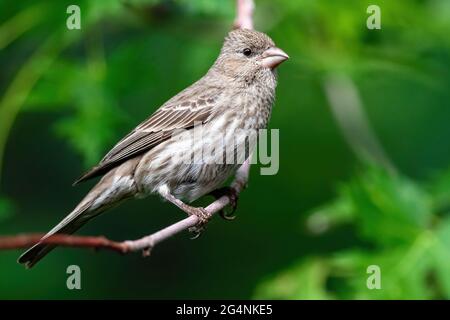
[{"left": 213, "top": 29, "right": 289, "bottom": 84}]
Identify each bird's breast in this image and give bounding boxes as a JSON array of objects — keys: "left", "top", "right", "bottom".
[{"left": 238, "top": 83, "right": 275, "bottom": 131}]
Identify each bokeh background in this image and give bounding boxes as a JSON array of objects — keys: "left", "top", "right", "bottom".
[{"left": 1, "top": 0, "right": 450, "bottom": 299}]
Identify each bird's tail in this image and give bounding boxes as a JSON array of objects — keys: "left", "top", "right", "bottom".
[
  {"left": 18, "top": 158, "right": 140, "bottom": 268},
  {"left": 17, "top": 204, "right": 92, "bottom": 269}
]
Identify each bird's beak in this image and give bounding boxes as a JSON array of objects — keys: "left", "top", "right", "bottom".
[{"left": 261, "top": 47, "right": 289, "bottom": 69}]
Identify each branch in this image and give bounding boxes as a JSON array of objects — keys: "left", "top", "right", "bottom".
[
  {"left": 0, "top": 159, "right": 251, "bottom": 255},
  {"left": 234, "top": 0, "right": 254, "bottom": 30},
  {"left": 0, "top": 234, "right": 129, "bottom": 253}
]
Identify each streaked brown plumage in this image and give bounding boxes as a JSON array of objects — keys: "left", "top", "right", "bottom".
[{"left": 18, "top": 29, "right": 288, "bottom": 268}]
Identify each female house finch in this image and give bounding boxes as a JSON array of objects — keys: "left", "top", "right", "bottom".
[{"left": 19, "top": 29, "right": 288, "bottom": 268}]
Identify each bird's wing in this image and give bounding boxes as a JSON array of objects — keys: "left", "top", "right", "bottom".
[{"left": 73, "top": 90, "right": 220, "bottom": 185}]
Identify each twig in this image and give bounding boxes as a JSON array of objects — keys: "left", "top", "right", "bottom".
[
  {"left": 0, "top": 159, "right": 251, "bottom": 255},
  {"left": 234, "top": 0, "right": 254, "bottom": 30},
  {"left": 0, "top": 234, "right": 129, "bottom": 253},
  {"left": 0, "top": 0, "right": 254, "bottom": 256}
]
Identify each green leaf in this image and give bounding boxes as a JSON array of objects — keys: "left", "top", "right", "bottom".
[
  {"left": 305, "top": 194, "right": 354, "bottom": 234},
  {"left": 428, "top": 167, "right": 450, "bottom": 213},
  {"left": 432, "top": 217, "right": 450, "bottom": 298},
  {"left": 254, "top": 259, "right": 332, "bottom": 300},
  {"left": 0, "top": 196, "right": 14, "bottom": 222},
  {"left": 348, "top": 166, "right": 432, "bottom": 245}
]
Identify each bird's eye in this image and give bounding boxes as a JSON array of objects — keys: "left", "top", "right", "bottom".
[{"left": 243, "top": 48, "right": 252, "bottom": 56}]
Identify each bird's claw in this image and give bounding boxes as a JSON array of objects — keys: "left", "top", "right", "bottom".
[
  {"left": 209, "top": 187, "right": 239, "bottom": 221},
  {"left": 186, "top": 207, "right": 210, "bottom": 239},
  {"left": 220, "top": 210, "right": 236, "bottom": 221}
]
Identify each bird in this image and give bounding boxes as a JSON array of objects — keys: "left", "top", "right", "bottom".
[{"left": 18, "top": 28, "right": 289, "bottom": 268}]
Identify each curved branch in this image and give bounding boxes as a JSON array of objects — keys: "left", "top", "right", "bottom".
[
  {"left": 0, "top": 159, "right": 251, "bottom": 256},
  {"left": 0, "top": 0, "right": 255, "bottom": 258}
]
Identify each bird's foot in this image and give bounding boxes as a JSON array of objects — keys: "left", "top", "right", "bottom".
[
  {"left": 185, "top": 206, "right": 210, "bottom": 239},
  {"left": 209, "top": 187, "right": 239, "bottom": 221}
]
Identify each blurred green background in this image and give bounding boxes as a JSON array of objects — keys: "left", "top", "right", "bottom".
[{"left": 1, "top": 0, "right": 450, "bottom": 299}]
